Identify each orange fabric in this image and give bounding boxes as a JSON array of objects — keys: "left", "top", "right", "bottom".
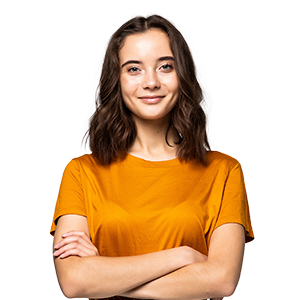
[
  {"left": 51, "top": 151, "right": 254, "bottom": 258},
  {"left": 51, "top": 151, "right": 254, "bottom": 300}
]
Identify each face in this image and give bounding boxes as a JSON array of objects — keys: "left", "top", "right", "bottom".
[{"left": 119, "top": 29, "right": 179, "bottom": 123}]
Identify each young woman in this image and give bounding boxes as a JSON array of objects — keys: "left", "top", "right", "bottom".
[{"left": 51, "top": 15, "right": 254, "bottom": 300}]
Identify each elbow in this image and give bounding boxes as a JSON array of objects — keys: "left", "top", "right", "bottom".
[
  {"left": 211, "top": 269, "right": 239, "bottom": 298},
  {"left": 57, "top": 265, "right": 108, "bottom": 299},
  {"left": 61, "top": 286, "right": 77, "bottom": 299},
  {"left": 57, "top": 267, "right": 85, "bottom": 298},
  {"left": 219, "top": 280, "right": 237, "bottom": 297},
  {"left": 55, "top": 256, "right": 91, "bottom": 298},
  {"left": 59, "top": 275, "right": 82, "bottom": 299},
  {"left": 60, "top": 284, "right": 80, "bottom": 299}
]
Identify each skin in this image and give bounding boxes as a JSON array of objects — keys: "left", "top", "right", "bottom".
[
  {"left": 53, "top": 215, "right": 210, "bottom": 298},
  {"left": 119, "top": 28, "right": 180, "bottom": 161},
  {"left": 53, "top": 29, "right": 245, "bottom": 300}
]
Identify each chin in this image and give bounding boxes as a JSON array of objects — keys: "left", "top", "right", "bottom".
[{"left": 134, "top": 111, "right": 172, "bottom": 122}]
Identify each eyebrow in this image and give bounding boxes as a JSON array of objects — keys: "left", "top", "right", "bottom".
[{"left": 121, "top": 56, "right": 175, "bottom": 68}]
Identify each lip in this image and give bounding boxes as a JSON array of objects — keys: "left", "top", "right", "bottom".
[{"left": 138, "top": 95, "right": 165, "bottom": 104}]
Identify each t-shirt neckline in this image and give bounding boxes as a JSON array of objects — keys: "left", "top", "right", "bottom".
[{"left": 125, "top": 153, "right": 181, "bottom": 167}]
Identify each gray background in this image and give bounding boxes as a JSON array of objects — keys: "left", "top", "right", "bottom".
[{"left": 49, "top": 10, "right": 255, "bottom": 300}]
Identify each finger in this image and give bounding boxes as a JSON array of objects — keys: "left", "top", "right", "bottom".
[
  {"left": 54, "top": 236, "right": 99, "bottom": 256},
  {"left": 55, "top": 234, "right": 94, "bottom": 251},
  {"left": 53, "top": 231, "right": 99, "bottom": 257},
  {"left": 57, "top": 245, "right": 91, "bottom": 259},
  {"left": 62, "top": 230, "right": 90, "bottom": 242},
  {"left": 54, "top": 241, "right": 94, "bottom": 258}
]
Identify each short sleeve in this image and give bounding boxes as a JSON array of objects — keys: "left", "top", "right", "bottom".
[
  {"left": 214, "top": 163, "right": 254, "bottom": 242},
  {"left": 50, "top": 159, "right": 87, "bottom": 235}
]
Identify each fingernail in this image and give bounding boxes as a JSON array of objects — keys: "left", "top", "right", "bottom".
[
  {"left": 62, "top": 232, "right": 68, "bottom": 237},
  {"left": 53, "top": 250, "right": 59, "bottom": 256},
  {"left": 54, "top": 243, "right": 59, "bottom": 249}
]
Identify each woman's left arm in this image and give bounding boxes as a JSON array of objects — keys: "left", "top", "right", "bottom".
[{"left": 121, "top": 223, "right": 245, "bottom": 300}]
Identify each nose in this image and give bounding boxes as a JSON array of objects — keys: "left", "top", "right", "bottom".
[{"left": 142, "top": 70, "right": 160, "bottom": 90}]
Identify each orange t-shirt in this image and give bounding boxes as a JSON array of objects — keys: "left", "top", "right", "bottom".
[
  {"left": 51, "top": 151, "right": 254, "bottom": 258},
  {"left": 51, "top": 151, "right": 254, "bottom": 300}
]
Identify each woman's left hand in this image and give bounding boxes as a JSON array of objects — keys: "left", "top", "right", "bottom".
[{"left": 53, "top": 230, "right": 99, "bottom": 259}]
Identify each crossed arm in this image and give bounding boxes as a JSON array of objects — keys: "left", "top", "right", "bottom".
[{"left": 53, "top": 214, "right": 245, "bottom": 299}]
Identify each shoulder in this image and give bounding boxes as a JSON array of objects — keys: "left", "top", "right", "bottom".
[
  {"left": 72, "top": 153, "right": 97, "bottom": 166},
  {"left": 206, "top": 151, "right": 241, "bottom": 172},
  {"left": 63, "top": 154, "right": 100, "bottom": 174}
]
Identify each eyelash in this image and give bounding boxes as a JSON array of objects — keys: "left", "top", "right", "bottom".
[
  {"left": 127, "top": 63, "right": 174, "bottom": 73},
  {"left": 128, "top": 67, "right": 140, "bottom": 73},
  {"left": 160, "top": 63, "right": 173, "bottom": 71}
]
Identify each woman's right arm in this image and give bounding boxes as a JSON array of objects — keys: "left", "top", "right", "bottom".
[{"left": 53, "top": 214, "right": 203, "bottom": 299}]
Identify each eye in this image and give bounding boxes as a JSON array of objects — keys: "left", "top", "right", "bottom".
[
  {"left": 159, "top": 63, "right": 173, "bottom": 71},
  {"left": 128, "top": 67, "right": 140, "bottom": 73}
]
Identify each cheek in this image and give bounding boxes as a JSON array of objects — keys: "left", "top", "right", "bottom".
[
  {"left": 120, "top": 78, "right": 140, "bottom": 114},
  {"left": 120, "top": 77, "right": 139, "bottom": 99},
  {"left": 164, "top": 75, "right": 179, "bottom": 94}
]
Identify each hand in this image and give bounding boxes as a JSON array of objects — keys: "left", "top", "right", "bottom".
[{"left": 53, "top": 230, "right": 99, "bottom": 259}]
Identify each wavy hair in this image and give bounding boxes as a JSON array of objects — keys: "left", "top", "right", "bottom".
[{"left": 86, "top": 15, "right": 210, "bottom": 165}]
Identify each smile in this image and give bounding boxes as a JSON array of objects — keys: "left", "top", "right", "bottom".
[{"left": 138, "top": 95, "right": 165, "bottom": 104}]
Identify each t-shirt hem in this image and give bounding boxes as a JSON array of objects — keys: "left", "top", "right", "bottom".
[
  {"left": 50, "top": 210, "right": 87, "bottom": 236},
  {"left": 212, "top": 219, "right": 254, "bottom": 243}
]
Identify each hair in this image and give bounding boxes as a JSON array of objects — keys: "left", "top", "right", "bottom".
[{"left": 86, "top": 15, "right": 210, "bottom": 165}]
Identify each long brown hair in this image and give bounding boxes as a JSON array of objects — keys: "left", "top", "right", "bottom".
[{"left": 86, "top": 15, "right": 210, "bottom": 165}]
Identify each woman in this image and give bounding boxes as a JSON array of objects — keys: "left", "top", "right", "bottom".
[{"left": 51, "top": 15, "right": 254, "bottom": 300}]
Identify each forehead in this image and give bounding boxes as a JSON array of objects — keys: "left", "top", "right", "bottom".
[{"left": 119, "top": 29, "right": 173, "bottom": 61}]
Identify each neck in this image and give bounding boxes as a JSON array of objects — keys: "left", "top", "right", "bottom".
[{"left": 128, "top": 115, "right": 178, "bottom": 161}]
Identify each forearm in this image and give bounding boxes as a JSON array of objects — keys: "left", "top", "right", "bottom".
[
  {"left": 121, "top": 224, "right": 245, "bottom": 300},
  {"left": 54, "top": 246, "right": 193, "bottom": 299},
  {"left": 121, "top": 260, "right": 234, "bottom": 300}
]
